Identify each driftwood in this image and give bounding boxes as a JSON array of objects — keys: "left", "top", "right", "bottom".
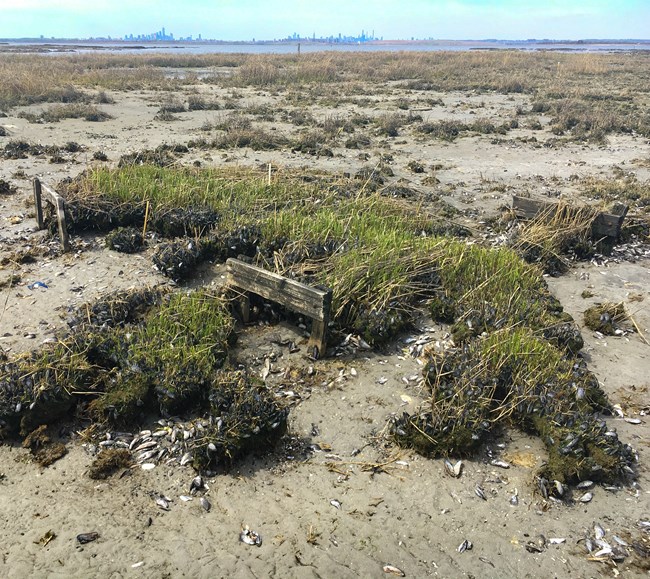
[
  {"left": 512, "top": 195, "right": 627, "bottom": 239},
  {"left": 33, "top": 177, "right": 70, "bottom": 252},
  {"left": 226, "top": 258, "right": 332, "bottom": 356}
]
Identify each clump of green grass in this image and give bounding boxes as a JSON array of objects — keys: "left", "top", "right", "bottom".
[
  {"left": 392, "top": 327, "right": 635, "bottom": 483},
  {"left": 18, "top": 104, "right": 112, "bottom": 123},
  {"left": 1, "top": 288, "right": 235, "bottom": 430}
]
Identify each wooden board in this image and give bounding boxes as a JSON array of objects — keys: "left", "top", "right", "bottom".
[
  {"left": 226, "top": 258, "right": 332, "bottom": 321},
  {"left": 226, "top": 258, "right": 332, "bottom": 356}
]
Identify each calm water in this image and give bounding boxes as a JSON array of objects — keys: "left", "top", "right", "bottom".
[{"left": 3, "top": 40, "right": 650, "bottom": 55}]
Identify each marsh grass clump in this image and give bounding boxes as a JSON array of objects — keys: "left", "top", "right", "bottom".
[
  {"left": 392, "top": 328, "right": 635, "bottom": 483},
  {"left": 118, "top": 148, "right": 177, "bottom": 167},
  {"left": 187, "top": 95, "right": 221, "bottom": 111},
  {"left": 0, "top": 287, "right": 243, "bottom": 439},
  {"left": 583, "top": 302, "right": 629, "bottom": 335},
  {"left": 507, "top": 202, "right": 598, "bottom": 275},
  {"left": 417, "top": 119, "right": 468, "bottom": 141},
  {"left": 432, "top": 244, "right": 559, "bottom": 336},
  {"left": 19, "top": 104, "right": 112, "bottom": 124}
]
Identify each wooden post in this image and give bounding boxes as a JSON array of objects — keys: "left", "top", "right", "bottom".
[
  {"left": 33, "top": 178, "right": 44, "bottom": 229},
  {"left": 33, "top": 177, "right": 71, "bottom": 252},
  {"left": 240, "top": 292, "right": 251, "bottom": 324}
]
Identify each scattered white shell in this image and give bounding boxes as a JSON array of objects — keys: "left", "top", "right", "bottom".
[
  {"left": 548, "top": 538, "right": 566, "bottom": 544},
  {"left": 239, "top": 526, "right": 262, "bottom": 546},
  {"left": 141, "top": 463, "right": 156, "bottom": 470},
  {"left": 579, "top": 492, "right": 593, "bottom": 503},
  {"left": 624, "top": 418, "right": 642, "bottom": 424},
  {"left": 382, "top": 564, "right": 405, "bottom": 576},
  {"left": 330, "top": 499, "right": 341, "bottom": 509},
  {"left": 444, "top": 459, "right": 463, "bottom": 478}
]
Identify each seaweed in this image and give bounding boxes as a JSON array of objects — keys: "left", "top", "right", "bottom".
[{"left": 88, "top": 448, "right": 132, "bottom": 479}]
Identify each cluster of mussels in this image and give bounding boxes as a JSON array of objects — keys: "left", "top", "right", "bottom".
[
  {"left": 152, "top": 225, "right": 260, "bottom": 281},
  {"left": 90, "top": 369, "right": 288, "bottom": 472},
  {"left": 0, "top": 288, "right": 288, "bottom": 469},
  {"left": 391, "top": 332, "right": 636, "bottom": 484}
]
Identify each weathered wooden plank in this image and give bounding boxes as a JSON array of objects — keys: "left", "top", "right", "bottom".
[
  {"left": 226, "top": 258, "right": 332, "bottom": 356},
  {"left": 33, "top": 177, "right": 71, "bottom": 252},
  {"left": 226, "top": 258, "right": 332, "bottom": 321},
  {"left": 592, "top": 213, "right": 624, "bottom": 238},
  {"left": 33, "top": 178, "right": 44, "bottom": 229},
  {"left": 308, "top": 319, "right": 327, "bottom": 353},
  {"left": 512, "top": 195, "right": 627, "bottom": 239},
  {"left": 512, "top": 195, "right": 552, "bottom": 219}
]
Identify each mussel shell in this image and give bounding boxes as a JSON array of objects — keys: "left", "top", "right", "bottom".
[{"left": 76, "top": 532, "right": 99, "bottom": 544}]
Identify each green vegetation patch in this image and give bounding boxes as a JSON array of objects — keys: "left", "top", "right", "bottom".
[
  {"left": 0, "top": 287, "right": 289, "bottom": 467},
  {"left": 392, "top": 329, "right": 634, "bottom": 484}
]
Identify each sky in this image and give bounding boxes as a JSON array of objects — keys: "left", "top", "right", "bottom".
[{"left": 0, "top": 0, "right": 648, "bottom": 41}]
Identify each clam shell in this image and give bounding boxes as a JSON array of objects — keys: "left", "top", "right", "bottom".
[
  {"left": 444, "top": 459, "right": 462, "bottom": 478},
  {"left": 579, "top": 492, "right": 593, "bottom": 503},
  {"left": 239, "top": 527, "right": 262, "bottom": 546}
]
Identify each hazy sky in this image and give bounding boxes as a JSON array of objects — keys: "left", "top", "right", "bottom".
[{"left": 0, "top": 0, "right": 648, "bottom": 41}]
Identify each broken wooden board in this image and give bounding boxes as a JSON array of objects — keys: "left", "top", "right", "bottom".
[
  {"left": 512, "top": 195, "right": 627, "bottom": 239},
  {"left": 226, "top": 258, "right": 332, "bottom": 357}
]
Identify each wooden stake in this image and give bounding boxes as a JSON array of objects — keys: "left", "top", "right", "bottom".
[{"left": 142, "top": 200, "right": 151, "bottom": 238}]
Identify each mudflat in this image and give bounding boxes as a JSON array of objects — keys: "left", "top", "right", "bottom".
[{"left": 0, "top": 50, "right": 649, "bottom": 578}]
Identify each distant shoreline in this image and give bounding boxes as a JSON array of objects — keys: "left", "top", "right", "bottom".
[
  {"left": 1, "top": 37, "right": 650, "bottom": 45},
  {"left": 1, "top": 38, "right": 649, "bottom": 55}
]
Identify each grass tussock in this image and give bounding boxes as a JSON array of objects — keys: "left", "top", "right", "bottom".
[
  {"left": 18, "top": 103, "right": 112, "bottom": 123},
  {"left": 507, "top": 202, "right": 598, "bottom": 275},
  {"left": 392, "top": 328, "right": 634, "bottom": 484}
]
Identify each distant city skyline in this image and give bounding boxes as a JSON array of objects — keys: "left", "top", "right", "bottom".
[{"left": 0, "top": 1, "right": 648, "bottom": 41}]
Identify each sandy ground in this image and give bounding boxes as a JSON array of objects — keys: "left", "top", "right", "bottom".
[{"left": 1, "top": 73, "right": 650, "bottom": 578}]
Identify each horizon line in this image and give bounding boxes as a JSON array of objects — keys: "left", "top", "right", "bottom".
[{"left": 2, "top": 37, "right": 650, "bottom": 43}]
